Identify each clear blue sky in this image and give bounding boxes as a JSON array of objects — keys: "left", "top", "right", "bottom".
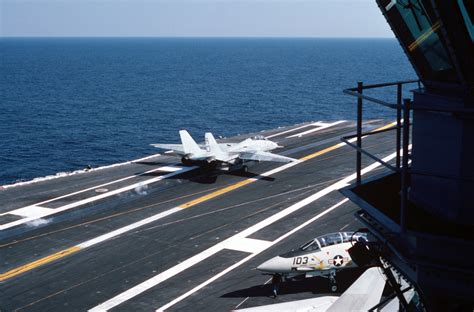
[{"left": 1, "top": 0, "right": 394, "bottom": 37}]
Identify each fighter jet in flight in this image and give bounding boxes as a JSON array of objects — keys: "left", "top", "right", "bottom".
[
  {"left": 151, "top": 130, "right": 297, "bottom": 171},
  {"left": 257, "top": 232, "right": 368, "bottom": 292}
]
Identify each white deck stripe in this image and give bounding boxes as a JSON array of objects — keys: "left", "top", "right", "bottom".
[
  {"left": 0, "top": 120, "right": 345, "bottom": 219},
  {"left": 280, "top": 129, "right": 361, "bottom": 156},
  {"left": 223, "top": 238, "right": 273, "bottom": 253},
  {"left": 2, "top": 121, "right": 336, "bottom": 190},
  {"left": 0, "top": 167, "right": 196, "bottom": 231},
  {"left": 286, "top": 121, "right": 346, "bottom": 138},
  {"left": 1, "top": 123, "right": 361, "bottom": 231},
  {"left": 1, "top": 119, "right": 354, "bottom": 227},
  {"left": 0, "top": 164, "right": 186, "bottom": 217},
  {"left": 78, "top": 208, "right": 182, "bottom": 248},
  {"left": 265, "top": 122, "right": 322, "bottom": 139},
  {"left": 8, "top": 206, "right": 54, "bottom": 218},
  {"left": 158, "top": 253, "right": 258, "bottom": 312},
  {"left": 89, "top": 150, "right": 398, "bottom": 312},
  {"left": 1, "top": 153, "right": 163, "bottom": 189},
  {"left": 1, "top": 119, "right": 391, "bottom": 233},
  {"left": 156, "top": 199, "right": 349, "bottom": 312}
]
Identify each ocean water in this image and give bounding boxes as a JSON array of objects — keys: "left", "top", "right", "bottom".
[{"left": 0, "top": 38, "right": 416, "bottom": 185}]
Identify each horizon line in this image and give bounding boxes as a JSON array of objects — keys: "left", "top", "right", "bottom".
[{"left": 0, "top": 35, "right": 395, "bottom": 39}]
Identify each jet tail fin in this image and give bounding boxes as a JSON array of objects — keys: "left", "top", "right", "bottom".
[
  {"left": 179, "top": 130, "right": 202, "bottom": 155},
  {"left": 205, "top": 132, "right": 224, "bottom": 154}
]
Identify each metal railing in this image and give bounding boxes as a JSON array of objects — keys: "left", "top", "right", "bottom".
[
  {"left": 343, "top": 80, "right": 474, "bottom": 233},
  {"left": 342, "top": 79, "right": 420, "bottom": 232}
]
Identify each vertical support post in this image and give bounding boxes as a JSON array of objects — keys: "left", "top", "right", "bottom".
[
  {"left": 356, "top": 82, "right": 363, "bottom": 185},
  {"left": 378, "top": 259, "right": 411, "bottom": 311},
  {"left": 396, "top": 83, "right": 402, "bottom": 169},
  {"left": 400, "top": 99, "right": 411, "bottom": 233}
]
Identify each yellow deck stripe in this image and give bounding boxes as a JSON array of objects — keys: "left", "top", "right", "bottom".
[
  {"left": 0, "top": 246, "right": 81, "bottom": 282},
  {"left": 0, "top": 121, "right": 395, "bottom": 282},
  {"left": 299, "top": 142, "right": 346, "bottom": 162},
  {"left": 377, "top": 121, "right": 397, "bottom": 131},
  {"left": 180, "top": 121, "right": 396, "bottom": 208},
  {"left": 179, "top": 142, "right": 348, "bottom": 209},
  {"left": 179, "top": 179, "right": 254, "bottom": 209}
]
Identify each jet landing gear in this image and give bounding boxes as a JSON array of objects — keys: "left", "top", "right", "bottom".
[
  {"left": 228, "top": 160, "right": 249, "bottom": 173},
  {"left": 329, "top": 270, "right": 338, "bottom": 292}
]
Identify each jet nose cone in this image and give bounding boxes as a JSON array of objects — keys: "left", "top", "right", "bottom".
[{"left": 257, "top": 256, "right": 288, "bottom": 273}]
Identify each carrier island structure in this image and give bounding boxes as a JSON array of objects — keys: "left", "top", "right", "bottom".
[
  {"left": 0, "top": 1, "right": 473, "bottom": 311},
  {"left": 341, "top": 1, "right": 474, "bottom": 311}
]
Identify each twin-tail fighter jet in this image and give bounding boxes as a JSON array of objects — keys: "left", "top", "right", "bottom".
[
  {"left": 257, "top": 232, "right": 368, "bottom": 292},
  {"left": 151, "top": 130, "right": 297, "bottom": 171}
]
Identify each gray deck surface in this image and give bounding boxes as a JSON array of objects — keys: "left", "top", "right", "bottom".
[{"left": 0, "top": 120, "right": 397, "bottom": 311}]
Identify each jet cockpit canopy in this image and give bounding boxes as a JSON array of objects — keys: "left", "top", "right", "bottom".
[
  {"left": 299, "top": 232, "right": 367, "bottom": 251},
  {"left": 251, "top": 135, "right": 267, "bottom": 141}
]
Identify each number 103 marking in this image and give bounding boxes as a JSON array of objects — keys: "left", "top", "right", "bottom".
[{"left": 293, "top": 256, "right": 309, "bottom": 265}]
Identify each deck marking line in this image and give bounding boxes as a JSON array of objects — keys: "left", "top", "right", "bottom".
[
  {"left": 156, "top": 199, "right": 350, "bottom": 312},
  {"left": 299, "top": 142, "right": 346, "bottom": 162},
  {"left": 1, "top": 152, "right": 163, "bottom": 190},
  {"left": 0, "top": 209, "right": 183, "bottom": 282},
  {"left": 0, "top": 120, "right": 347, "bottom": 223},
  {"left": 0, "top": 164, "right": 191, "bottom": 217},
  {"left": 0, "top": 167, "right": 196, "bottom": 231},
  {"left": 0, "top": 120, "right": 384, "bottom": 227},
  {"left": 90, "top": 150, "right": 398, "bottom": 312},
  {"left": 286, "top": 120, "right": 346, "bottom": 138},
  {"left": 77, "top": 208, "right": 182, "bottom": 249},
  {"left": 279, "top": 128, "right": 371, "bottom": 157},
  {"left": 0, "top": 135, "right": 341, "bottom": 281},
  {"left": 0, "top": 246, "right": 81, "bottom": 281},
  {"left": 175, "top": 121, "right": 377, "bottom": 210},
  {"left": 179, "top": 179, "right": 256, "bottom": 209},
  {"left": 265, "top": 121, "right": 323, "bottom": 139},
  {"left": 8, "top": 206, "right": 55, "bottom": 218},
  {"left": 0, "top": 121, "right": 394, "bottom": 282},
  {"left": 234, "top": 277, "right": 272, "bottom": 310},
  {"left": 158, "top": 253, "right": 258, "bottom": 312},
  {"left": 223, "top": 237, "right": 273, "bottom": 253}
]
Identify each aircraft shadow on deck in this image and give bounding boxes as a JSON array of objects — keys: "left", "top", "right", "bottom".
[
  {"left": 221, "top": 269, "right": 365, "bottom": 298},
  {"left": 137, "top": 164, "right": 275, "bottom": 184}
]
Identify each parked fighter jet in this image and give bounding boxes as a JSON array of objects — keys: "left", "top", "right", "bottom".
[
  {"left": 257, "top": 232, "right": 367, "bottom": 292},
  {"left": 151, "top": 130, "right": 297, "bottom": 171}
]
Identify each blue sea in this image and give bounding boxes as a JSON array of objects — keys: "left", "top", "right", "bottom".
[{"left": 0, "top": 38, "right": 416, "bottom": 185}]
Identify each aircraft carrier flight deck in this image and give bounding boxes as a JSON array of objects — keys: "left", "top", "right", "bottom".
[{"left": 0, "top": 120, "right": 398, "bottom": 311}]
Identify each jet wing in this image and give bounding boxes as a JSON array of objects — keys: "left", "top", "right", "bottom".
[
  {"left": 235, "top": 268, "right": 386, "bottom": 312},
  {"left": 232, "top": 297, "right": 338, "bottom": 312},
  {"left": 150, "top": 144, "right": 186, "bottom": 155},
  {"left": 239, "top": 151, "right": 298, "bottom": 163},
  {"left": 326, "top": 267, "right": 386, "bottom": 312}
]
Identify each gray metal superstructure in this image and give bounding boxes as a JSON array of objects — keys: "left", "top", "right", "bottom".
[{"left": 341, "top": 1, "right": 474, "bottom": 311}]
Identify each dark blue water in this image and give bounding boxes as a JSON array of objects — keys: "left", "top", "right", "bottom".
[{"left": 0, "top": 38, "right": 416, "bottom": 185}]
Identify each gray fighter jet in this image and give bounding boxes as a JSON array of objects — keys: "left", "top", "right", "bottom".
[
  {"left": 257, "top": 232, "right": 368, "bottom": 292},
  {"left": 151, "top": 130, "right": 297, "bottom": 170}
]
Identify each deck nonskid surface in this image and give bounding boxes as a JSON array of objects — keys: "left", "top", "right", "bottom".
[{"left": 0, "top": 120, "right": 398, "bottom": 311}]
